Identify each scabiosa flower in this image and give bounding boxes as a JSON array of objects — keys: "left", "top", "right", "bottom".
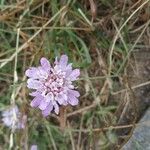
[
  {"left": 2, "top": 105, "right": 26, "bottom": 129},
  {"left": 30, "top": 145, "right": 38, "bottom": 150},
  {"left": 26, "top": 55, "right": 80, "bottom": 116}
]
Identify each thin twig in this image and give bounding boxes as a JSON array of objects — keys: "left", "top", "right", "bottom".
[
  {"left": 67, "top": 121, "right": 76, "bottom": 150},
  {"left": 112, "top": 80, "right": 150, "bottom": 95},
  {"left": 0, "top": 6, "right": 67, "bottom": 69},
  {"left": 108, "top": 0, "right": 150, "bottom": 76}
]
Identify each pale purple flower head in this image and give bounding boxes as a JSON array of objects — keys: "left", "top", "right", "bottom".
[
  {"left": 30, "top": 145, "right": 38, "bottom": 150},
  {"left": 2, "top": 105, "right": 26, "bottom": 129},
  {"left": 26, "top": 55, "right": 80, "bottom": 116}
]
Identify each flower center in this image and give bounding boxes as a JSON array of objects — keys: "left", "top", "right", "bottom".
[{"left": 44, "top": 70, "right": 66, "bottom": 95}]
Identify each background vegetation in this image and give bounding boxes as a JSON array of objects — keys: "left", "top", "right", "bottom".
[{"left": 0, "top": 0, "right": 150, "bottom": 149}]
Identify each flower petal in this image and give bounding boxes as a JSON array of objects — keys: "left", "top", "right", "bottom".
[
  {"left": 40, "top": 57, "right": 51, "bottom": 72},
  {"left": 30, "top": 145, "right": 38, "bottom": 150},
  {"left": 30, "top": 96, "right": 42, "bottom": 107},
  {"left": 68, "top": 97, "right": 79, "bottom": 106},
  {"left": 25, "top": 67, "right": 48, "bottom": 80},
  {"left": 59, "top": 55, "right": 68, "bottom": 67},
  {"left": 42, "top": 104, "right": 53, "bottom": 117},
  {"left": 39, "top": 100, "right": 49, "bottom": 110},
  {"left": 68, "top": 93, "right": 79, "bottom": 106},
  {"left": 56, "top": 92, "right": 68, "bottom": 105},
  {"left": 2, "top": 117, "right": 12, "bottom": 127},
  {"left": 57, "top": 98, "right": 64, "bottom": 105},
  {"left": 53, "top": 102, "right": 59, "bottom": 114},
  {"left": 25, "top": 67, "right": 38, "bottom": 78},
  {"left": 37, "top": 67, "right": 48, "bottom": 79},
  {"left": 27, "top": 79, "right": 43, "bottom": 89},
  {"left": 65, "top": 64, "right": 73, "bottom": 76},
  {"left": 45, "top": 92, "right": 54, "bottom": 103},
  {"left": 68, "top": 69, "right": 80, "bottom": 81},
  {"left": 68, "top": 89, "right": 80, "bottom": 97}
]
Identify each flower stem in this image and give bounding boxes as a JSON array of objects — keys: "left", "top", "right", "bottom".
[{"left": 59, "top": 106, "right": 66, "bottom": 131}]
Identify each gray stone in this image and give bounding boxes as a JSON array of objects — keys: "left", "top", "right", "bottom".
[{"left": 122, "top": 108, "right": 150, "bottom": 150}]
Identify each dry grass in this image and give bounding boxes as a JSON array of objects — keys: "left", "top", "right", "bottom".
[{"left": 0, "top": 0, "right": 150, "bottom": 149}]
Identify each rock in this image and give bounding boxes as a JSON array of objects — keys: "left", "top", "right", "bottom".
[{"left": 122, "top": 108, "right": 150, "bottom": 150}]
